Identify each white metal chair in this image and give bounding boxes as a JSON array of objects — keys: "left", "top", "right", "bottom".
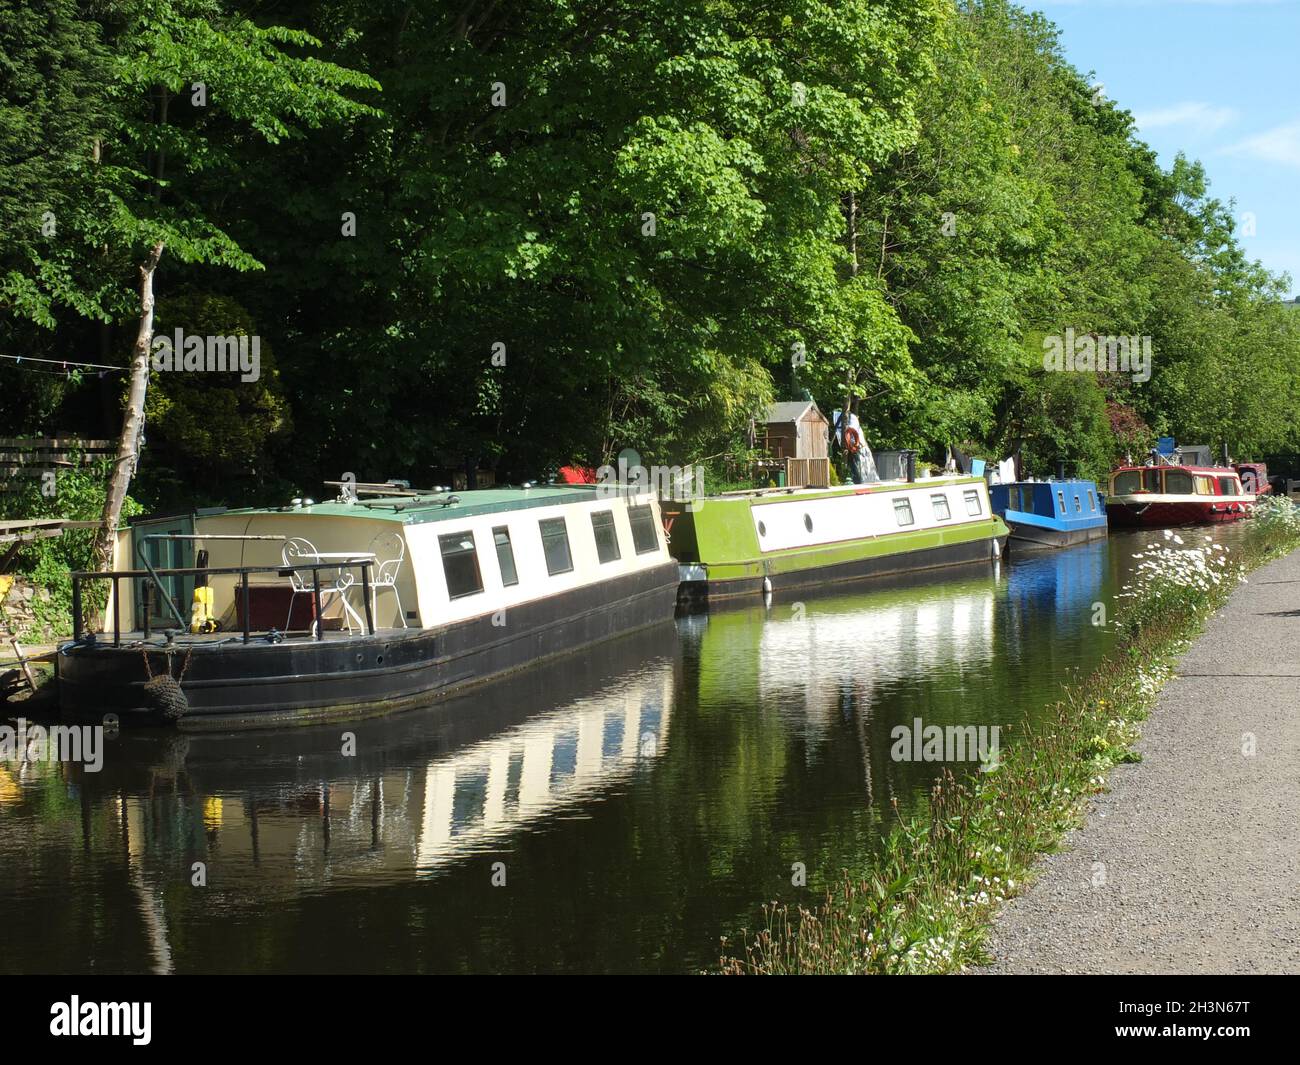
[
  {"left": 281, "top": 537, "right": 357, "bottom": 635},
  {"left": 367, "top": 530, "right": 408, "bottom": 629}
]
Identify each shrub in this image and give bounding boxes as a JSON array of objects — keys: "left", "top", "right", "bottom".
[{"left": 0, "top": 457, "right": 142, "bottom": 638}]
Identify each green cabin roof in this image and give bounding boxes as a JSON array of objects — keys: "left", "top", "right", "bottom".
[{"left": 226, "top": 485, "right": 606, "bottom": 525}]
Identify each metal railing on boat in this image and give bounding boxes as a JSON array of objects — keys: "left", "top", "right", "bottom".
[{"left": 69, "top": 556, "right": 377, "bottom": 647}]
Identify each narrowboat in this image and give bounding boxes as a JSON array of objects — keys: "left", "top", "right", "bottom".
[
  {"left": 57, "top": 483, "right": 679, "bottom": 726},
  {"left": 989, "top": 479, "right": 1108, "bottom": 551},
  {"left": 661, "top": 474, "right": 1008, "bottom": 606},
  {"left": 1233, "top": 462, "right": 1275, "bottom": 497},
  {"left": 1105, "top": 464, "right": 1253, "bottom": 527}
]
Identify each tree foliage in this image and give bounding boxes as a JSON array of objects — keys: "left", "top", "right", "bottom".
[{"left": 2, "top": 0, "right": 1297, "bottom": 510}]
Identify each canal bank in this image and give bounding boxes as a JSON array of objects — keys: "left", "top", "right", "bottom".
[{"left": 983, "top": 543, "right": 1300, "bottom": 974}]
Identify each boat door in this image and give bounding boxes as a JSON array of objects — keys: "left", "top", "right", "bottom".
[{"left": 131, "top": 513, "right": 195, "bottom": 630}]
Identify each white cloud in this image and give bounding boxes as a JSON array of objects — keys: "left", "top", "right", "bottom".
[
  {"left": 1133, "top": 102, "right": 1237, "bottom": 135},
  {"left": 1224, "top": 121, "right": 1300, "bottom": 168}
]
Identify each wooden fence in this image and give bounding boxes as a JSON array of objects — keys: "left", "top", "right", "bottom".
[
  {"left": 0, "top": 436, "right": 114, "bottom": 491},
  {"left": 786, "top": 457, "right": 832, "bottom": 488},
  {"left": 751, "top": 456, "right": 833, "bottom": 488}
]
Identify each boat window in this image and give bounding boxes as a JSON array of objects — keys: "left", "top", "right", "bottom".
[
  {"left": 492, "top": 526, "right": 518, "bottom": 587},
  {"left": 1218, "top": 477, "right": 1237, "bottom": 495},
  {"left": 1057, "top": 490, "right": 1066, "bottom": 513},
  {"left": 804, "top": 513, "right": 814, "bottom": 533},
  {"left": 1073, "top": 494, "right": 1082, "bottom": 513},
  {"left": 1088, "top": 490, "right": 1096, "bottom": 511},
  {"left": 1112, "top": 471, "right": 1142, "bottom": 494},
  {"left": 439, "top": 531, "right": 484, "bottom": 599},
  {"left": 757, "top": 520, "right": 767, "bottom": 538},
  {"left": 591, "top": 510, "right": 621, "bottom": 564},
  {"left": 1163, "top": 470, "right": 1193, "bottom": 495},
  {"left": 1195, "top": 477, "right": 1214, "bottom": 495},
  {"left": 894, "top": 498, "right": 914, "bottom": 527},
  {"left": 539, "top": 517, "right": 574, "bottom": 576},
  {"left": 964, "top": 489, "right": 982, "bottom": 516},
  {"left": 931, "top": 494, "right": 951, "bottom": 521},
  {"left": 628, "top": 504, "right": 660, "bottom": 554}
]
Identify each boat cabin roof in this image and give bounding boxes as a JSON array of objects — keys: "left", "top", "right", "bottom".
[
  {"left": 1112, "top": 464, "right": 1237, "bottom": 476},
  {"left": 989, "top": 479, "right": 1105, "bottom": 525},
  {"left": 223, "top": 485, "right": 616, "bottom": 526},
  {"left": 701, "top": 473, "right": 983, "bottom": 502},
  {"left": 993, "top": 478, "right": 1097, "bottom": 488}
]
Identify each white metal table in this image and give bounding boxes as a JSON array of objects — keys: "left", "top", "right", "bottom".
[{"left": 295, "top": 551, "right": 376, "bottom": 633}]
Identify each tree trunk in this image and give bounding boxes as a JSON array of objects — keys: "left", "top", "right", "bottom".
[
  {"left": 842, "top": 189, "right": 859, "bottom": 428},
  {"left": 90, "top": 242, "right": 165, "bottom": 591}
]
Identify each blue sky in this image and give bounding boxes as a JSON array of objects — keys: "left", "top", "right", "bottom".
[{"left": 1034, "top": 0, "right": 1299, "bottom": 298}]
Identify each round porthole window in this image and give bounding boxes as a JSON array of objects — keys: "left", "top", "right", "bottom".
[
  {"left": 804, "top": 514, "right": 814, "bottom": 533},
  {"left": 757, "top": 521, "right": 767, "bottom": 537}
]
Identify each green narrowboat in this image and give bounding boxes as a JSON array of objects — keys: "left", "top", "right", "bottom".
[{"left": 661, "top": 475, "right": 1008, "bottom": 606}]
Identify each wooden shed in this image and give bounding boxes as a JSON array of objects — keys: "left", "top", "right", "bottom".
[{"left": 757, "top": 401, "right": 831, "bottom": 487}]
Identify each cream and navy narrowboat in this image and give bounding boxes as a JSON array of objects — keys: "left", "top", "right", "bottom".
[
  {"left": 57, "top": 484, "right": 679, "bottom": 726},
  {"left": 661, "top": 474, "right": 1009, "bottom": 606}
]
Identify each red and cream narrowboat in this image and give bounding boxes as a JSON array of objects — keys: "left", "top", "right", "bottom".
[{"left": 1105, "top": 464, "right": 1254, "bottom": 527}]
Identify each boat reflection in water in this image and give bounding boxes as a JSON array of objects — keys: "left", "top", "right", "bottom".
[
  {"left": 1001, "top": 536, "right": 1109, "bottom": 666},
  {"left": 42, "top": 623, "right": 679, "bottom": 899},
  {"left": 681, "top": 562, "right": 1004, "bottom": 813},
  {"left": 411, "top": 647, "right": 674, "bottom": 872},
  {"left": 684, "top": 544, "right": 1113, "bottom": 818}
]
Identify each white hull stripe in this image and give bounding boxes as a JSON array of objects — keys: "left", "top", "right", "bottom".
[{"left": 1109, "top": 493, "right": 1254, "bottom": 506}]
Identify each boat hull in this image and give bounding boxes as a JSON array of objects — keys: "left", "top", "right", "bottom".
[
  {"left": 56, "top": 561, "right": 681, "bottom": 728},
  {"left": 677, "top": 530, "right": 1007, "bottom": 607},
  {"left": 1005, "top": 520, "right": 1109, "bottom": 552},
  {"left": 1106, "top": 499, "right": 1249, "bottom": 527}
]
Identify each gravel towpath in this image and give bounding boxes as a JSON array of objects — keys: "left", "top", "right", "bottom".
[{"left": 982, "top": 545, "right": 1300, "bottom": 974}]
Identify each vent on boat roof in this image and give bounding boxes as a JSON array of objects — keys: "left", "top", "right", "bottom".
[{"left": 362, "top": 491, "right": 462, "bottom": 513}]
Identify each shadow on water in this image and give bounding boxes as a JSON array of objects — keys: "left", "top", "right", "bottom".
[{"left": 0, "top": 526, "right": 1243, "bottom": 973}]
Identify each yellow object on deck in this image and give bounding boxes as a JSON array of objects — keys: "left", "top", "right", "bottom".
[{"left": 189, "top": 585, "right": 216, "bottom": 633}]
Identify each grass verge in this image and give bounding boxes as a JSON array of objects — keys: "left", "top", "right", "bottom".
[{"left": 718, "top": 502, "right": 1300, "bottom": 974}]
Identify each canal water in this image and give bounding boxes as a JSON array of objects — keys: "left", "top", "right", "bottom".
[{"left": 0, "top": 528, "right": 1240, "bottom": 973}]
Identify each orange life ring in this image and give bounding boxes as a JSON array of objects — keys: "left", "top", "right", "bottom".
[{"left": 843, "top": 426, "right": 863, "bottom": 454}]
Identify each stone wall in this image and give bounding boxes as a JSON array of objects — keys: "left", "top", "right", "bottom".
[{"left": 0, "top": 575, "right": 56, "bottom": 643}]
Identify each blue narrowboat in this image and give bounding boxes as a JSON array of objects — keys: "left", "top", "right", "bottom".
[{"left": 989, "top": 479, "right": 1108, "bottom": 551}]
